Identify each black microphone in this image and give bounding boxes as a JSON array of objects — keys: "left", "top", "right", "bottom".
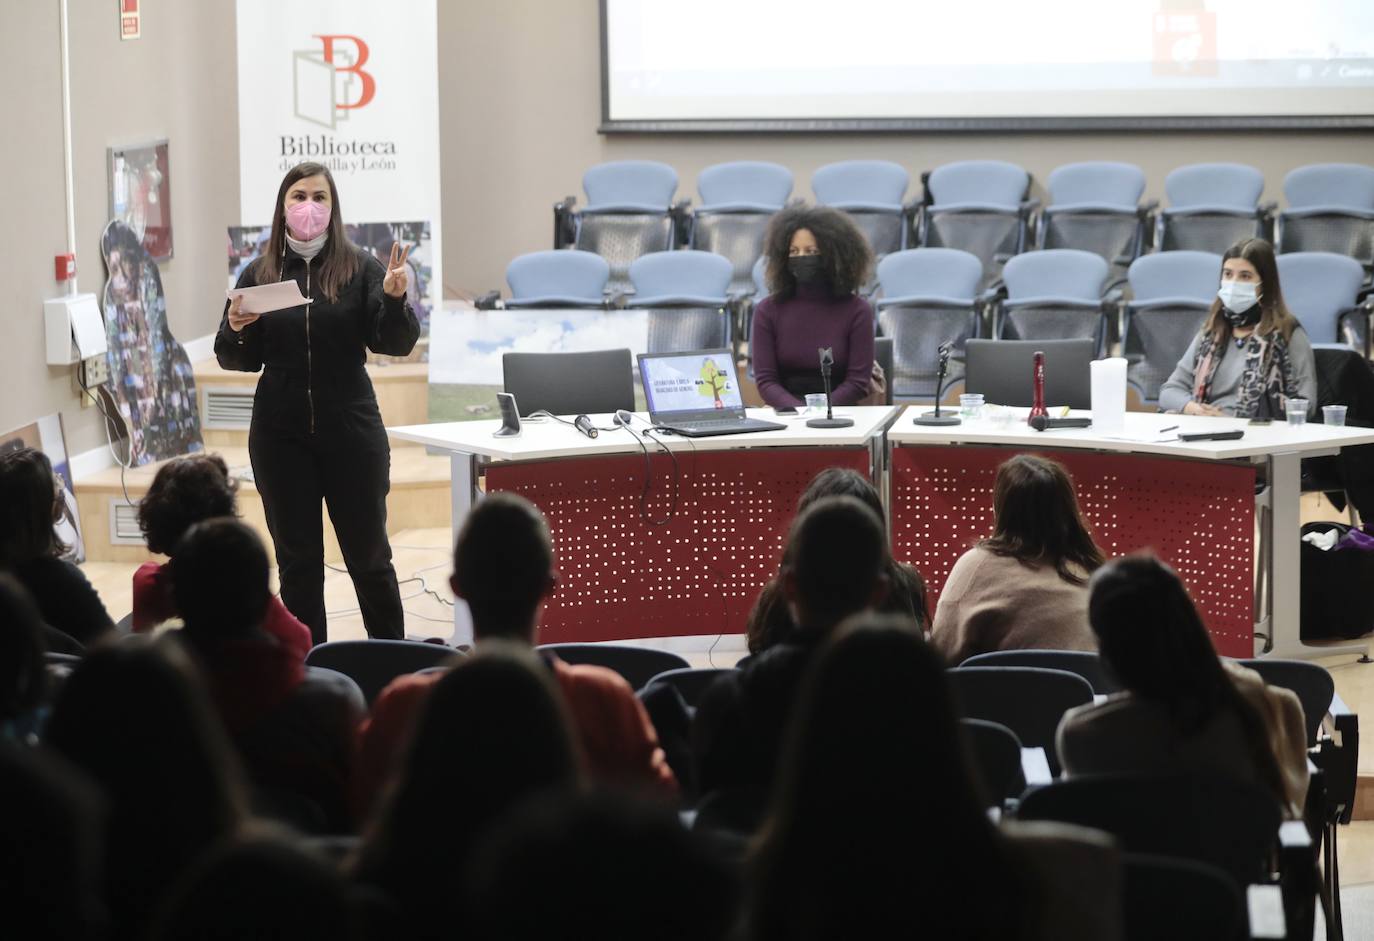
[
  {"left": 1029, "top": 415, "right": 1093, "bottom": 431},
  {"left": 913, "top": 342, "right": 961, "bottom": 426},
  {"left": 574, "top": 414, "right": 599, "bottom": 439},
  {"left": 806, "top": 347, "right": 853, "bottom": 429}
]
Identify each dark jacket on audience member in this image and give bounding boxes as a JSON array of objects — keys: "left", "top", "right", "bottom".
[{"left": 6, "top": 558, "right": 113, "bottom": 646}]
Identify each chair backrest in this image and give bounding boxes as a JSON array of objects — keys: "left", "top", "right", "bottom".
[
  {"left": 1122, "top": 854, "right": 1243, "bottom": 941},
  {"left": 751, "top": 255, "right": 769, "bottom": 297},
  {"left": 642, "top": 667, "right": 736, "bottom": 708},
  {"left": 873, "top": 337, "right": 894, "bottom": 405},
  {"left": 505, "top": 250, "right": 610, "bottom": 305},
  {"left": 582, "top": 160, "right": 678, "bottom": 211},
  {"left": 947, "top": 665, "right": 1094, "bottom": 771},
  {"left": 1127, "top": 251, "right": 1222, "bottom": 304},
  {"left": 960, "top": 717, "right": 1026, "bottom": 805},
  {"left": 1233, "top": 658, "right": 1334, "bottom": 745},
  {"left": 1283, "top": 163, "right": 1374, "bottom": 210},
  {"left": 1164, "top": 163, "right": 1264, "bottom": 210},
  {"left": 876, "top": 248, "right": 983, "bottom": 303},
  {"left": 697, "top": 161, "right": 793, "bottom": 210},
  {"left": 628, "top": 250, "right": 733, "bottom": 303},
  {"left": 811, "top": 160, "right": 909, "bottom": 209},
  {"left": 1048, "top": 161, "right": 1145, "bottom": 208},
  {"left": 927, "top": 160, "right": 1029, "bottom": 208},
  {"left": 502, "top": 348, "right": 635, "bottom": 416},
  {"left": 1275, "top": 252, "right": 1366, "bottom": 344},
  {"left": 960, "top": 650, "right": 1118, "bottom": 695},
  {"left": 963, "top": 338, "right": 1095, "bottom": 409},
  {"left": 1002, "top": 249, "right": 1109, "bottom": 302},
  {"left": 303, "top": 640, "right": 458, "bottom": 705},
  {"left": 538, "top": 643, "right": 691, "bottom": 691},
  {"left": 1016, "top": 772, "right": 1282, "bottom": 885}
]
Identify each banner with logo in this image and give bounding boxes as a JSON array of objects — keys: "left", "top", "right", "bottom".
[{"left": 235, "top": 0, "right": 440, "bottom": 332}]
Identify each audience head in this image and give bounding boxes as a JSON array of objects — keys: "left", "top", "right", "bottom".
[
  {"left": 798, "top": 466, "right": 885, "bottom": 519},
  {"left": 781, "top": 495, "right": 889, "bottom": 634},
  {"left": 137, "top": 454, "right": 238, "bottom": 556},
  {"left": 984, "top": 454, "right": 1104, "bottom": 585},
  {"left": 450, "top": 493, "right": 557, "bottom": 642},
  {"left": 354, "top": 643, "right": 579, "bottom": 908},
  {"left": 171, "top": 518, "right": 272, "bottom": 640},
  {"left": 753, "top": 614, "right": 1025, "bottom": 939},
  {"left": 0, "top": 447, "right": 67, "bottom": 566},
  {"left": 763, "top": 203, "right": 873, "bottom": 300},
  {"left": 0, "top": 574, "right": 47, "bottom": 724},
  {"left": 151, "top": 837, "right": 364, "bottom": 941},
  {"left": 466, "top": 792, "right": 740, "bottom": 941}
]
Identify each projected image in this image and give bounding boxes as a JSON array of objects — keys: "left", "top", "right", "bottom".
[{"left": 604, "top": 0, "right": 1374, "bottom": 125}]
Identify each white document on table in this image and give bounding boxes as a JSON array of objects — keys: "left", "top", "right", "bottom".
[{"left": 226, "top": 280, "right": 312, "bottom": 314}]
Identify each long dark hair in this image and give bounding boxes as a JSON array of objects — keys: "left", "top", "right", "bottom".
[
  {"left": 251, "top": 161, "right": 358, "bottom": 302},
  {"left": 982, "top": 454, "right": 1105, "bottom": 585},
  {"left": 0, "top": 447, "right": 67, "bottom": 566},
  {"left": 1088, "top": 555, "right": 1288, "bottom": 804},
  {"left": 762, "top": 204, "right": 873, "bottom": 300},
  {"left": 1201, "top": 238, "right": 1299, "bottom": 343},
  {"left": 750, "top": 614, "right": 1033, "bottom": 940}
]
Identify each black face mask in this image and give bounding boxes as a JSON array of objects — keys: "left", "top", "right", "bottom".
[
  {"left": 788, "top": 255, "right": 824, "bottom": 283},
  {"left": 1221, "top": 303, "right": 1263, "bottom": 329}
]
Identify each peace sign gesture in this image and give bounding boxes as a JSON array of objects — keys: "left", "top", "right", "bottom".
[{"left": 383, "top": 242, "right": 411, "bottom": 298}]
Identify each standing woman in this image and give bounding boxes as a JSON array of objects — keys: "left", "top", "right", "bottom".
[
  {"left": 215, "top": 162, "right": 419, "bottom": 645},
  {"left": 751, "top": 205, "right": 875, "bottom": 409},
  {"left": 1159, "top": 238, "right": 1316, "bottom": 418}
]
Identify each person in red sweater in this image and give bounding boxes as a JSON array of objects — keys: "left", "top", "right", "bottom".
[
  {"left": 354, "top": 493, "right": 676, "bottom": 819},
  {"left": 133, "top": 454, "right": 311, "bottom": 660}
]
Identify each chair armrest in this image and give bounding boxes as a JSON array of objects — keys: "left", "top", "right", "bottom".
[
  {"left": 1020, "top": 747, "right": 1053, "bottom": 786},
  {"left": 473, "top": 290, "right": 502, "bottom": 310},
  {"left": 670, "top": 199, "right": 694, "bottom": 246},
  {"left": 553, "top": 195, "right": 578, "bottom": 249},
  {"left": 1276, "top": 820, "right": 1317, "bottom": 941},
  {"left": 603, "top": 291, "right": 628, "bottom": 310}
]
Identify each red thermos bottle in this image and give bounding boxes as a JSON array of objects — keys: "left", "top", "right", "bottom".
[{"left": 1027, "top": 350, "right": 1048, "bottom": 427}]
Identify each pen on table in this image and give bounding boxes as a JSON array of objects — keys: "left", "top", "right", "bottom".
[{"left": 1159, "top": 425, "right": 1179, "bottom": 434}]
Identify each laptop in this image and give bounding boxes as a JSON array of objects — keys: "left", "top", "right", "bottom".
[{"left": 637, "top": 350, "right": 786, "bottom": 437}]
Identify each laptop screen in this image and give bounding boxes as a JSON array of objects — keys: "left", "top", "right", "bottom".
[{"left": 639, "top": 350, "right": 744, "bottom": 418}]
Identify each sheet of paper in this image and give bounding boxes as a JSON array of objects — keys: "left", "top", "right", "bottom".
[
  {"left": 1099, "top": 428, "right": 1183, "bottom": 444},
  {"left": 227, "top": 280, "right": 312, "bottom": 314}
]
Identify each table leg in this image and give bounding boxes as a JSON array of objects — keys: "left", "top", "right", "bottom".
[
  {"left": 1259, "top": 451, "right": 1370, "bottom": 660},
  {"left": 449, "top": 451, "right": 478, "bottom": 647}
]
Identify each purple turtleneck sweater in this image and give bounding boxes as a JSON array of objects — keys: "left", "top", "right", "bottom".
[{"left": 751, "top": 282, "right": 875, "bottom": 408}]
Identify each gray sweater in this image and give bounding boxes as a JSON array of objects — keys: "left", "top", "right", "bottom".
[{"left": 1158, "top": 327, "right": 1317, "bottom": 417}]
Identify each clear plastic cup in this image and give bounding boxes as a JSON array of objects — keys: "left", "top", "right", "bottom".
[
  {"left": 805, "top": 393, "right": 828, "bottom": 414},
  {"left": 1322, "top": 404, "right": 1347, "bottom": 427},
  {"left": 959, "top": 393, "right": 985, "bottom": 419},
  {"left": 1286, "top": 398, "right": 1309, "bottom": 426}
]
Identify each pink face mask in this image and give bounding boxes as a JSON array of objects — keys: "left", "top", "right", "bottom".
[{"left": 285, "top": 200, "right": 331, "bottom": 240}]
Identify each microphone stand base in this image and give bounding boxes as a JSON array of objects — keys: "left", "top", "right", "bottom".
[
  {"left": 805, "top": 417, "right": 855, "bottom": 429},
  {"left": 912, "top": 412, "right": 962, "bottom": 426}
]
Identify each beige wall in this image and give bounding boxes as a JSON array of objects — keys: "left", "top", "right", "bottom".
[
  {"left": 2, "top": 0, "right": 236, "bottom": 456},
  {"left": 439, "top": 0, "right": 1374, "bottom": 298}
]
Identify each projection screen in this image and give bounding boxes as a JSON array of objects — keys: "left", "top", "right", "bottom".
[{"left": 601, "top": 0, "right": 1374, "bottom": 132}]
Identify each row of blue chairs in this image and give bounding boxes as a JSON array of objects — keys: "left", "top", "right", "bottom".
[{"left": 551, "top": 159, "right": 1374, "bottom": 299}]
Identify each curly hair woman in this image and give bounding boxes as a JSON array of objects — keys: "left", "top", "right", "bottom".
[{"left": 751, "top": 205, "right": 876, "bottom": 409}]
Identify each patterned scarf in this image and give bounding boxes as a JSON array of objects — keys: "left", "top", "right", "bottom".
[{"left": 1191, "top": 324, "right": 1297, "bottom": 419}]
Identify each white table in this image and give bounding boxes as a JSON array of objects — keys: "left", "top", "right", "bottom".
[
  {"left": 888, "top": 409, "right": 1374, "bottom": 660},
  {"left": 390, "top": 406, "right": 901, "bottom": 644}
]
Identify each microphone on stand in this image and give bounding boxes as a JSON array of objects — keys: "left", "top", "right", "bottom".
[
  {"left": 806, "top": 347, "right": 855, "bottom": 429},
  {"left": 912, "top": 342, "right": 962, "bottom": 426}
]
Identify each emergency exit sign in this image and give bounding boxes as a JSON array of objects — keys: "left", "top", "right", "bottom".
[{"left": 120, "top": 0, "right": 141, "bottom": 41}]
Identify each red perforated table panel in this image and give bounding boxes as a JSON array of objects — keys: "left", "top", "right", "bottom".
[
  {"left": 890, "top": 445, "right": 1257, "bottom": 658},
  {"left": 485, "top": 447, "right": 872, "bottom": 643}
]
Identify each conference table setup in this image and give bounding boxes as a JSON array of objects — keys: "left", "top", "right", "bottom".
[{"left": 390, "top": 402, "right": 1374, "bottom": 660}]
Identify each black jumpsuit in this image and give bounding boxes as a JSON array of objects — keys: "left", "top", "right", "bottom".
[{"left": 214, "top": 246, "right": 420, "bottom": 645}]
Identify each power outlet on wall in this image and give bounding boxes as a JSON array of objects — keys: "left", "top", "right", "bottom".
[{"left": 77, "top": 356, "right": 110, "bottom": 406}]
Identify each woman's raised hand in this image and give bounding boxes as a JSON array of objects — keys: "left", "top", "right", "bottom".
[{"left": 383, "top": 242, "right": 411, "bottom": 298}]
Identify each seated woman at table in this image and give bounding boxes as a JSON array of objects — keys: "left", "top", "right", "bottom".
[
  {"left": 1158, "top": 238, "right": 1316, "bottom": 419},
  {"left": 929, "top": 455, "right": 1102, "bottom": 666},
  {"left": 1057, "top": 555, "right": 1308, "bottom": 816},
  {"left": 750, "top": 205, "right": 876, "bottom": 409}
]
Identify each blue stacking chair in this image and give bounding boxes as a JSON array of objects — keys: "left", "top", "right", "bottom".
[
  {"left": 1277, "top": 163, "right": 1374, "bottom": 282},
  {"left": 627, "top": 250, "right": 733, "bottom": 354},
  {"left": 1121, "top": 251, "right": 1221, "bottom": 403},
  {"left": 502, "top": 250, "right": 611, "bottom": 309},
  {"left": 1038, "top": 161, "right": 1152, "bottom": 286},
  {"left": 947, "top": 665, "right": 1094, "bottom": 776},
  {"left": 641, "top": 667, "right": 736, "bottom": 710},
  {"left": 874, "top": 248, "right": 984, "bottom": 399},
  {"left": 1277, "top": 252, "right": 1371, "bottom": 353},
  {"left": 554, "top": 160, "right": 683, "bottom": 295},
  {"left": 917, "top": 160, "right": 1036, "bottom": 294},
  {"left": 1156, "top": 163, "right": 1275, "bottom": 254},
  {"left": 304, "top": 640, "right": 459, "bottom": 705},
  {"left": 537, "top": 643, "right": 691, "bottom": 692},
  {"left": 812, "top": 160, "right": 913, "bottom": 261},
  {"left": 960, "top": 649, "right": 1120, "bottom": 695},
  {"left": 994, "top": 249, "right": 1114, "bottom": 353},
  {"left": 690, "top": 161, "right": 792, "bottom": 298}
]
